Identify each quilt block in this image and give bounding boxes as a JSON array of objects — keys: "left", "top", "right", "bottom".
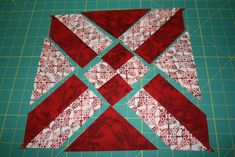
[{"left": 22, "top": 8, "right": 212, "bottom": 152}]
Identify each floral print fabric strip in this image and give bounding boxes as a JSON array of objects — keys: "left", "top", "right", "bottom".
[{"left": 55, "top": 14, "right": 112, "bottom": 54}]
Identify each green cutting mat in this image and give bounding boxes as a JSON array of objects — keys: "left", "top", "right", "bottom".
[{"left": 0, "top": 0, "right": 235, "bottom": 157}]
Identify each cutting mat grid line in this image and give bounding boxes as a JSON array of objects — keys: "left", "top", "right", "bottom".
[{"left": 0, "top": 0, "right": 235, "bottom": 157}]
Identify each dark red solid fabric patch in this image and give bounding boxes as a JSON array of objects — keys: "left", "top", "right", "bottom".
[
  {"left": 50, "top": 16, "right": 97, "bottom": 67},
  {"left": 98, "top": 74, "right": 132, "bottom": 106},
  {"left": 135, "top": 8, "right": 185, "bottom": 63},
  {"left": 66, "top": 107, "right": 157, "bottom": 151},
  {"left": 102, "top": 43, "right": 133, "bottom": 70},
  {"left": 22, "top": 75, "right": 87, "bottom": 148},
  {"left": 82, "top": 9, "right": 150, "bottom": 38},
  {"left": 144, "top": 75, "right": 212, "bottom": 151}
]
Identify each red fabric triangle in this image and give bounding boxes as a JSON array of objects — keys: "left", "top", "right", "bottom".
[
  {"left": 66, "top": 107, "right": 157, "bottom": 151},
  {"left": 82, "top": 9, "right": 150, "bottom": 38}
]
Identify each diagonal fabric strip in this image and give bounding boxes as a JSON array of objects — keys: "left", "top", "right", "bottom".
[
  {"left": 155, "top": 31, "right": 202, "bottom": 100},
  {"left": 128, "top": 89, "right": 210, "bottom": 150},
  {"left": 24, "top": 88, "right": 103, "bottom": 148},
  {"left": 50, "top": 16, "right": 97, "bottom": 67},
  {"left": 119, "top": 8, "right": 180, "bottom": 51},
  {"left": 142, "top": 75, "right": 212, "bottom": 151},
  {"left": 65, "top": 107, "right": 157, "bottom": 151},
  {"left": 50, "top": 15, "right": 107, "bottom": 68},
  {"left": 30, "top": 37, "right": 74, "bottom": 104},
  {"left": 22, "top": 75, "right": 88, "bottom": 148},
  {"left": 55, "top": 14, "right": 112, "bottom": 54},
  {"left": 82, "top": 9, "right": 150, "bottom": 38},
  {"left": 135, "top": 8, "right": 185, "bottom": 63}
]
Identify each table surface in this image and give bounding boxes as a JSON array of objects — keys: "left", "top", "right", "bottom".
[{"left": 0, "top": 0, "right": 235, "bottom": 157}]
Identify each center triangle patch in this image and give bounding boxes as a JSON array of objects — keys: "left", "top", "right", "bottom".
[
  {"left": 66, "top": 107, "right": 157, "bottom": 151},
  {"left": 82, "top": 9, "right": 150, "bottom": 38}
]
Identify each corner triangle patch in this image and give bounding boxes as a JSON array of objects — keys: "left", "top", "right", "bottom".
[
  {"left": 82, "top": 9, "right": 150, "bottom": 38},
  {"left": 155, "top": 31, "right": 202, "bottom": 100},
  {"left": 66, "top": 107, "right": 157, "bottom": 151},
  {"left": 30, "top": 37, "right": 74, "bottom": 104}
]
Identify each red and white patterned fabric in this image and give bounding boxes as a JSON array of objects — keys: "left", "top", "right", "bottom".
[
  {"left": 30, "top": 38, "right": 74, "bottom": 104},
  {"left": 85, "top": 57, "right": 149, "bottom": 88},
  {"left": 117, "top": 56, "right": 149, "bottom": 85},
  {"left": 84, "top": 61, "right": 117, "bottom": 88},
  {"left": 85, "top": 55, "right": 149, "bottom": 87},
  {"left": 26, "top": 88, "right": 103, "bottom": 148},
  {"left": 154, "top": 32, "right": 201, "bottom": 100},
  {"left": 55, "top": 14, "right": 112, "bottom": 54},
  {"left": 119, "top": 8, "right": 179, "bottom": 50},
  {"left": 127, "top": 89, "right": 206, "bottom": 150}
]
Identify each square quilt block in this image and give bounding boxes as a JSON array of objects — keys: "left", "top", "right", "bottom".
[{"left": 22, "top": 8, "right": 212, "bottom": 153}]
